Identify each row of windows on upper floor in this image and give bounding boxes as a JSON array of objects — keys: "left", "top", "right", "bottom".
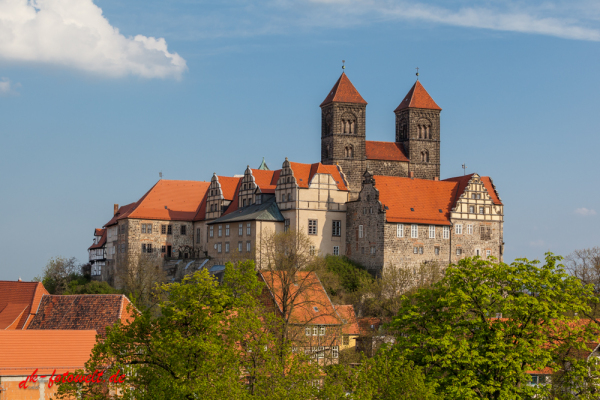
[
  {"left": 358, "top": 223, "right": 492, "bottom": 240},
  {"left": 208, "top": 223, "right": 252, "bottom": 239},
  {"left": 358, "top": 244, "right": 493, "bottom": 258},
  {"left": 213, "top": 241, "right": 253, "bottom": 254},
  {"left": 138, "top": 223, "right": 186, "bottom": 235},
  {"left": 397, "top": 125, "right": 432, "bottom": 140}
]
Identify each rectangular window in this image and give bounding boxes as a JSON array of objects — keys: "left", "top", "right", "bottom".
[
  {"left": 142, "top": 243, "right": 146, "bottom": 253},
  {"left": 429, "top": 225, "right": 435, "bottom": 239},
  {"left": 456, "top": 248, "right": 462, "bottom": 256},
  {"left": 480, "top": 226, "right": 492, "bottom": 240},
  {"left": 313, "top": 326, "right": 318, "bottom": 336},
  {"left": 319, "top": 326, "right": 325, "bottom": 336},
  {"left": 359, "top": 225, "right": 364, "bottom": 238},
  {"left": 411, "top": 224, "right": 418, "bottom": 238},
  {"left": 147, "top": 244, "right": 152, "bottom": 253},
  {"left": 308, "top": 220, "right": 317, "bottom": 235},
  {"left": 332, "top": 346, "right": 339, "bottom": 358},
  {"left": 217, "top": 243, "right": 222, "bottom": 253},
  {"left": 413, "top": 247, "right": 418, "bottom": 254},
  {"left": 284, "top": 219, "right": 290, "bottom": 233},
  {"left": 333, "top": 246, "right": 339, "bottom": 256},
  {"left": 225, "top": 242, "right": 230, "bottom": 253},
  {"left": 180, "top": 225, "right": 186, "bottom": 235},
  {"left": 397, "top": 224, "right": 404, "bottom": 238},
  {"left": 161, "top": 245, "right": 166, "bottom": 253},
  {"left": 196, "top": 228, "right": 200, "bottom": 243},
  {"left": 486, "top": 250, "right": 491, "bottom": 257},
  {"left": 467, "top": 224, "right": 473, "bottom": 235},
  {"left": 443, "top": 226, "right": 450, "bottom": 239},
  {"left": 469, "top": 206, "right": 475, "bottom": 213},
  {"left": 247, "top": 223, "right": 251, "bottom": 235},
  {"left": 370, "top": 246, "right": 376, "bottom": 255},
  {"left": 225, "top": 224, "right": 230, "bottom": 237},
  {"left": 419, "top": 247, "right": 423, "bottom": 254},
  {"left": 246, "top": 241, "right": 251, "bottom": 252},
  {"left": 141, "top": 224, "right": 146, "bottom": 234},
  {"left": 238, "top": 242, "right": 242, "bottom": 252},
  {"left": 147, "top": 224, "right": 152, "bottom": 234},
  {"left": 434, "top": 246, "right": 440, "bottom": 255},
  {"left": 209, "top": 226, "right": 214, "bottom": 238},
  {"left": 455, "top": 224, "right": 462, "bottom": 235},
  {"left": 238, "top": 223, "right": 243, "bottom": 236},
  {"left": 167, "top": 225, "right": 172, "bottom": 235},
  {"left": 332, "top": 220, "right": 341, "bottom": 237},
  {"left": 310, "top": 245, "right": 316, "bottom": 256},
  {"left": 480, "top": 207, "right": 485, "bottom": 214},
  {"left": 218, "top": 225, "right": 222, "bottom": 237},
  {"left": 306, "top": 327, "right": 311, "bottom": 336},
  {"left": 361, "top": 247, "right": 364, "bottom": 254},
  {"left": 161, "top": 225, "right": 166, "bottom": 234}
]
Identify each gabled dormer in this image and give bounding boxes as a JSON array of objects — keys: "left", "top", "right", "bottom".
[
  {"left": 205, "top": 174, "right": 240, "bottom": 220},
  {"left": 446, "top": 173, "right": 503, "bottom": 221},
  {"left": 276, "top": 158, "right": 299, "bottom": 210}
]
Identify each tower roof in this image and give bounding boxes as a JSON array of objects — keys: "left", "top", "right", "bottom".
[
  {"left": 320, "top": 72, "right": 367, "bottom": 107},
  {"left": 394, "top": 80, "right": 441, "bottom": 112}
]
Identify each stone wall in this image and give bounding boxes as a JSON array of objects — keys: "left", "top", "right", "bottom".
[
  {"left": 395, "top": 108, "right": 441, "bottom": 180},
  {"left": 366, "top": 159, "right": 409, "bottom": 178}
]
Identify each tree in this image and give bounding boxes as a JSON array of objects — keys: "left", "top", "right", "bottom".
[
  {"left": 565, "top": 247, "right": 600, "bottom": 319},
  {"left": 34, "top": 256, "right": 81, "bottom": 294},
  {"left": 116, "top": 253, "right": 167, "bottom": 309},
  {"left": 390, "top": 254, "right": 599, "bottom": 400}
]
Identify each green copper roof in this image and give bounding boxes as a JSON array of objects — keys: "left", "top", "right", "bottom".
[
  {"left": 258, "top": 157, "right": 269, "bottom": 170},
  {"left": 208, "top": 197, "right": 284, "bottom": 224}
]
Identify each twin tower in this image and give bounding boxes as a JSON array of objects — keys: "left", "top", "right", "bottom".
[{"left": 319, "top": 72, "right": 442, "bottom": 196}]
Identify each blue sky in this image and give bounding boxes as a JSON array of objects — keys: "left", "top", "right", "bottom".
[{"left": 0, "top": 0, "right": 598, "bottom": 280}]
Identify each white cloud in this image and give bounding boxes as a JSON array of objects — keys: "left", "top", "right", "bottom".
[
  {"left": 0, "top": 77, "right": 20, "bottom": 95},
  {"left": 575, "top": 207, "right": 597, "bottom": 216},
  {"left": 529, "top": 239, "right": 545, "bottom": 247},
  {"left": 0, "top": 0, "right": 187, "bottom": 79}
]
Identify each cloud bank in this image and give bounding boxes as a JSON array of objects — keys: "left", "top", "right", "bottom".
[
  {"left": 0, "top": 0, "right": 187, "bottom": 79},
  {"left": 575, "top": 207, "right": 597, "bottom": 216}
]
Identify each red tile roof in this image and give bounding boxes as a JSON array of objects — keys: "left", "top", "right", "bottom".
[
  {"left": 104, "top": 202, "right": 136, "bottom": 227},
  {"left": 126, "top": 179, "right": 210, "bottom": 221},
  {"left": 335, "top": 305, "right": 359, "bottom": 335},
  {"left": 94, "top": 228, "right": 104, "bottom": 236},
  {"left": 481, "top": 177, "right": 502, "bottom": 205},
  {"left": 289, "top": 162, "right": 348, "bottom": 191},
  {"left": 251, "top": 169, "right": 281, "bottom": 194},
  {"left": 27, "top": 294, "right": 135, "bottom": 338},
  {"left": 218, "top": 176, "right": 242, "bottom": 200},
  {"left": 320, "top": 73, "right": 367, "bottom": 106},
  {"left": 443, "top": 173, "right": 503, "bottom": 206},
  {"left": 259, "top": 271, "right": 341, "bottom": 326},
  {"left": 365, "top": 141, "right": 409, "bottom": 162},
  {"left": 88, "top": 228, "right": 107, "bottom": 250},
  {"left": 374, "top": 176, "right": 457, "bottom": 225},
  {"left": 358, "top": 317, "right": 387, "bottom": 335},
  {"left": 0, "top": 330, "right": 97, "bottom": 375},
  {"left": 0, "top": 281, "right": 49, "bottom": 330},
  {"left": 394, "top": 80, "right": 441, "bottom": 112}
]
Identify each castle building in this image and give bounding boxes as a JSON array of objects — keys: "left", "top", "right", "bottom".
[{"left": 89, "top": 72, "right": 504, "bottom": 284}]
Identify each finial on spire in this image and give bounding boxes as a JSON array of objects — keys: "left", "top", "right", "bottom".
[
  {"left": 462, "top": 164, "right": 467, "bottom": 176},
  {"left": 416, "top": 67, "right": 419, "bottom": 80},
  {"left": 342, "top": 60, "right": 345, "bottom": 71},
  {"left": 159, "top": 171, "right": 162, "bottom": 180}
]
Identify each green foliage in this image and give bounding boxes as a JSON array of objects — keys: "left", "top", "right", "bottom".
[
  {"left": 64, "top": 280, "right": 120, "bottom": 295},
  {"left": 323, "top": 255, "right": 372, "bottom": 294},
  {"left": 35, "top": 256, "right": 86, "bottom": 294},
  {"left": 390, "top": 254, "right": 599, "bottom": 400}
]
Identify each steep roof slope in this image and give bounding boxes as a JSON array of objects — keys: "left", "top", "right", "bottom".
[
  {"left": 289, "top": 161, "right": 348, "bottom": 191},
  {"left": 104, "top": 202, "right": 137, "bottom": 227},
  {"left": 0, "top": 281, "right": 49, "bottom": 330},
  {"left": 395, "top": 80, "right": 441, "bottom": 111},
  {"left": 320, "top": 72, "right": 367, "bottom": 106},
  {"left": 365, "top": 141, "right": 409, "bottom": 162},
  {"left": 88, "top": 228, "right": 107, "bottom": 250}
]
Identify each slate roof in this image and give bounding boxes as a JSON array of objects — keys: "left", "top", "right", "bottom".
[
  {"left": 394, "top": 80, "right": 441, "bottom": 111},
  {"left": 0, "top": 330, "right": 97, "bottom": 375},
  {"left": 365, "top": 141, "right": 410, "bottom": 162},
  {"left": 288, "top": 161, "right": 348, "bottom": 191},
  {"left": 27, "top": 294, "right": 135, "bottom": 338},
  {"left": 209, "top": 197, "right": 284, "bottom": 224},
  {"left": 259, "top": 271, "right": 341, "bottom": 326},
  {"left": 0, "top": 281, "right": 49, "bottom": 330},
  {"left": 320, "top": 72, "right": 367, "bottom": 106}
]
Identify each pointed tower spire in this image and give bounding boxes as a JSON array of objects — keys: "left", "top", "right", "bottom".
[
  {"left": 394, "top": 80, "right": 441, "bottom": 112},
  {"left": 258, "top": 157, "right": 269, "bottom": 170},
  {"left": 320, "top": 73, "right": 367, "bottom": 106}
]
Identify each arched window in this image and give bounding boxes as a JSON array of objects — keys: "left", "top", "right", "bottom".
[
  {"left": 425, "top": 151, "right": 429, "bottom": 163},
  {"left": 343, "top": 120, "right": 348, "bottom": 134},
  {"left": 325, "top": 145, "right": 330, "bottom": 158},
  {"left": 345, "top": 146, "right": 353, "bottom": 159},
  {"left": 421, "top": 152, "right": 425, "bottom": 162},
  {"left": 349, "top": 121, "right": 354, "bottom": 134},
  {"left": 425, "top": 126, "right": 430, "bottom": 139},
  {"left": 418, "top": 126, "right": 422, "bottom": 139}
]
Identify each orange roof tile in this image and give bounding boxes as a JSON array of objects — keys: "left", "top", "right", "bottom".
[
  {"left": 0, "top": 281, "right": 49, "bottom": 330},
  {"left": 373, "top": 176, "right": 458, "bottom": 225},
  {"left": 27, "top": 294, "right": 135, "bottom": 338},
  {"left": 365, "top": 141, "right": 409, "bottom": 162},
  {"left": 218, "top": 179, "right": 244, "bottom": 217},
  {"left": 320, "top": 72, "right": 367, "bottom": 107},
  {"left": 335, "top": 305, "right": 359, "bottom": 335},
  {"left": 94, "top": 228, "right": 104, "bottom": 236},
  {"left": 88, "top": 228, "right": 107, "bottom": 250},
  {"left": 103, "top": 202, "right": 136, "bottom": 227},
  {"left": 289, "top": 162, "right": 348, "bottom": 191},
  {"left": 126, "top": 180, "right": 210, "bottom": 221},
  {"left": 251, "top": 169, "right": 281, "bottom": 194},
  {"left": 481, "top": 177, "right": 502, "bottom": 205},
  {"left": 218, "top": 176, "right": 242, "bottom": 200},
  {"left": 394, "top": 80, "right": 441, "bottom": 112},
  {"left": 259, "top": 271, "right": 341, "bottom": 326},
  {"left": 358, "top": 317, "right": 388, "bottom": 335},
  {"left": 0, "top": 330, "right": 97, "bottom": 375},
  {"left": 443, "top": 173, "right": 503, "bottom": 206}
]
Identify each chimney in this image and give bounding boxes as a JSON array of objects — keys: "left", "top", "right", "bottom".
[
  {"left": 409, "top": 171, "right": 414, "bottom": 179},
  {"left": 434, "top": 176, "right": 439, "bottom": 181},
  {"left": 114, "top": 204, "right": 119, "bottom": 216}
]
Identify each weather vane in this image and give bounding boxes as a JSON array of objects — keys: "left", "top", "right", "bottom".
[
  {"left": 342, "top": 60, "right": 345, "bottom": 71},
  {"left": 159, "top": 171, "right": 163, "bottom": 179},
  {"left": 462, "top": 164, "right": 467, "bottom": 176},
  {"left": 416, "top": 67, "right": 419, "bottom": 80}
]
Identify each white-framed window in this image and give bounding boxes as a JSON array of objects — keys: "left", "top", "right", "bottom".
[
  {"left": 246, "top": 223, "right": 251, "bottom": 235},
  {"left": 308, "top": 220, "right": 317, "bottom": 235},
  {"left": 359, "top": 225, "right": 364, "bottom": 238},
  {"left": 434, "top": 246, "right": 440, "bottom": 255},
  {"left": 411, "top": 224, "right": 418, "bottom": 238},
  {"left": 429, "top": 225, "right": 435, "bottom": 239},
  {"left": 469, "top": 206, "right": 475, "bottom": 213},
  {"left": 479, "top": 207, "right": 485, "bottom": 214},
  {"left": 332, "top": 220, "right": 341, "bottom": 237},
  {"left": 141, "top": 224, "right": 146, "bottom": 234},
  {"left": 225, "top": 224, "right": 230, "bottom": 237},
  {"left": 305, "top": 327, "right": 311, "bottom": 336},
  {"left": 217, "top": 243, "right": 222, "bottom": 253},
  {"left": 332, "top": 346, "right": 339, "bottom": 358},
  {"left": 310, "top": 245, "right": 316, "bottom": 256},
  {"left": 413, "top": 247, "right": 418, "bottom": 254},
  {"left": 467, "top": 224, "right": 473, "bottom": 235},
  {"left": 370, "top": 246, "right": 376, "bottom": 255},
  {"left": 238, "top": 223, "right": 243, "bottom": 236},
  {"left": 455, "top": 224, "right": 463, "bottom": 234},
  {"left": 486, "top": 250, "right": 491, "bottom": 257},
  {"left": 397, "top": 224, "right": 404, "bottom": 238},
  {"left": 246, "top": 241, "right": 251, "bottom": 252},
  {"left": 218, "top": 225, "right": 222, "bottom": 237},
  {"left": 319, "top": 326, "right": 325, "bottom": 336},
  {"left": 225, "top": 242, "right": 230, "bottom": 253},
  {"left": 456, "top": 248, "right": 462, "bottom": 256},
  {"left": 238, "top": 242, "right": 243, "bottom": 252},
  {"left": 333, "top": 246, "right": 339, "bottom": 256},
  {"left": 443, "top": 226, "right": 450, "bottom": 239},
  {"left": 209, "top": 226, "right": 214, "bottom": 238},
  {"left": 313, "top": 326, "right": 318, "bottom": 336}
]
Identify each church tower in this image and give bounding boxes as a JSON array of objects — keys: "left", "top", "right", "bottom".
[
  {"left": 320, "top": 72, "right": 367, "bottom": 195},
  {"left": 394, "top": 80, "right": 441, "bottom": 180}
]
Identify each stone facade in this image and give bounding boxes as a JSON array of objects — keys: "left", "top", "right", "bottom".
[
  {"left": 365, "top": 159, "right": 409, "bottom": 178},
  {"left": 395, "top": 108, "right": 441, "bottom": 180}
]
